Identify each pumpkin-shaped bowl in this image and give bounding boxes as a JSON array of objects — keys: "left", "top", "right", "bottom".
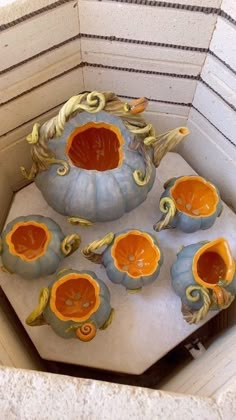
[
  {"left": 154, "top": 176, "right": 223, "bottom": 233},
  {"left": 26, "top": 269, "right": 114, "bottom": 341},
  {"left": 170, "top": 238, "right": 236, "bottom": 324},
  {"left": 82, "top": 229, "right": 163, "bottom": 292},
  {"left": 0, "top": 215, "right": 80, "bottom": 279}
]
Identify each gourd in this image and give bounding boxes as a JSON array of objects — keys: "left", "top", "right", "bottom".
[
  {"left": 171, "top": 238, "right": 236, "bottom": 324},
  {"left": 83, "top": 229, "right": 163, "bottom": 292},
  {"left": 26, "top": 269, "right": 114, "bottom": 341},
  {"left": 0, "top": 215, "right": 80, "bottom": 279},
  {"left": 154, "top": 176, "right": 223, "bottom": 233},
  {"left": 21, "top": 92, "right": 189, "bottom": 224}
]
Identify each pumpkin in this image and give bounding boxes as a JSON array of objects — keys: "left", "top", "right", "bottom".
[
  {"left": 21, "top": 91, "right": 189, "bottom": 224},
  {"left": 171, "top": 238, "right": 236, "bottom": 324},
  {"left": 26, "top": 269, "right": 114, "bottom": 341},
  {"left": 0, "top": 215, "right": 80, "bottom": 279},
  {"left": 83, "top": 229, "right": 163, "bottom": 291},
  {"left": 154, "top": 176, "right": 223, "bottom": 233}
]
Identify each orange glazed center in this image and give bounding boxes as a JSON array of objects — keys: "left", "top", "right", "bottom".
[
  {"left": 171, "top": 176, "right": 218, "bottom": 217},
  {"left": 54, "top": 277, "right": 99, "bottom": 320},
  {"left": 66, "top": 122, "right": 124, "bottom": 171},
  {"left": 10, "top": 223, "right": 49, "bottom": 260},
  {"left": 197, "top": 252, "right": 227, "bottom": 285},
  {"left": 112, "top": 231, "right": 160, "bottom": 278}
]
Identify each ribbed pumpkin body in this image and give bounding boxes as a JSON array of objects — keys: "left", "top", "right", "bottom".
[
  {"left": 102, "top": 229, "right": 163, "bottom": 291},
  {"left": 161, "top": 176, "right": 223, "bottom": 233},
  {"left": 35, "top": 111, "right": 156, "bottom": 222},
  {"left": 171, "top": 239, "right": 236, "bottom": 312},
  {"left": 43, "top": 269, "right": 113, "bottom": 340},
  {"left": 1, "top": 215, "right": 65, "bottom": 279}
]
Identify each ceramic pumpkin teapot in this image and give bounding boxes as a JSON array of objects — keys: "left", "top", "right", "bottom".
[
  {"left": 154, "top": 176, "right": 223, "bottom": 233},
  {"left": 26, "top": 269, "right": 114, "bottom": 342},
  {"left": 171, "top": 238, "right": 236, "bottom": 324},
  {"left": 21, "top": 91, "right": 189, "bottom": 224},
  {"left": 0, "top": 215, "right": 80, "bottom": 279},
  {"left": 82, "top": 229, "right": 163, "bottom": 292}
]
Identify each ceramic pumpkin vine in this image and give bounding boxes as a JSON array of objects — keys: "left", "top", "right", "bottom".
[
  {"left": 26, "top": 269, "right": 114, "bottom": 341},
  {"left": 171, "top": 238, "right": 236, "bottom": 324},
  {"left": 154, "top": 176, "right": 223, "bottom": 233},
  {"left": 0, "top": 215, "right": 80, "bottom": 279},
  {"left": 21, "top": 91, "right": 189, "bottom": 224},
  {"left": 82, "top": 229, "right": 163, "bottom": 292}
]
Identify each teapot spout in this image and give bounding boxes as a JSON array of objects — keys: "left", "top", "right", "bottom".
[{"left": 145, "top": 126, "right": 190, "bottom": 167}]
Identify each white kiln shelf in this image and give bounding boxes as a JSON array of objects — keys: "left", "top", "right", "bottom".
[{"left": 1, "top": 153, "right": 236, "bottom": 375}]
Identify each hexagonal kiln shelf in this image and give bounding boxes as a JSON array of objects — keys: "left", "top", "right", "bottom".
[{"left": 1, "top": 153, "right": 236, "bottom": 375}]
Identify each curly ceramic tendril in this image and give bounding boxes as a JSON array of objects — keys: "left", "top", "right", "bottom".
[
  {"left": 82, "top": 232, "right": 115, "bottom": 264},
  {"left": 25, "top": 288, "right": 49, "bottom": 326},
  {"left": 61, "top": 234, "right": 81, "bottom": 256},
  {"left": 68, "top": 217, "right": 93, "bottom": 227},
  {"left": 183, "top": 285, "right": 211, "bottom": 324},
  {"left": 76, "top": 323, "right": 97, "bottom": 342},
  {"left": 212, "top": 285, "right": 235, "bottom": 309},
  {"left": 153, "top": 197, "right": 176, "bottom": 232}
]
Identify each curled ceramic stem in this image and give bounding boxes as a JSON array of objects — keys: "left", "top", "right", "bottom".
[
  {"left": 153, "top": 197, "right": 176, "bottom": 232},
  {"left": 66, "top": 322, "right": 97, "bottom": 342},
  {"left": 82, "top": 232, "right": 115, "bottom": 264},
  {"left": 68, "top": 217, "right": 93, "bottom": 227},
  {"left": 25, "top": 288, "right": 49, "bottom": 326},
  {"left": 212, "top": 285, "right": 234, "bottom": 308},
  {"left": 61, "top": 234, "right": 81, "bottom": 257},
  {"left": 183, "top": 285, "right": 211, "bottom": 324}
]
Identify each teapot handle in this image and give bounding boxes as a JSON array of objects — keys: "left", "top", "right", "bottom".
[
  {"left": 25, "top": 288, "right": 49, "bottom": 326},
  {"left": 82, "top": 232, "right": 115, "bottom": 264},
  {"left": 153, "top": 197, "right": 176, "bottom": 232},
  {"left": 61, "top": 234, "right": 81, "bottom": 257}
]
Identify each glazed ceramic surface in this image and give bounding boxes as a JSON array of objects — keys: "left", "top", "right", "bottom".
[
  {"left": 171, "top": 238, "right": 236, "bottom": 324},
  {"left": 26, "top": 269, "right": 113, "bottom": 342},
  {"left": 0, "top": 215, "right": 80, "bottom": 279},
  {"left": 22, "top": 91, "right": 189, "bottom": 223},
  {"left": 83, "top": 229, "right": 163, "bottom": 291},
  {"left": 154, "top": 176, "right": 223, "bottom": 233}
]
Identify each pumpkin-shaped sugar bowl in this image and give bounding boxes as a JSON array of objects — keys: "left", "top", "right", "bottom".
[
  {"left": 82, "top": 229, "right": 163, "bottom": 292},
  {"left": 154, "top": 176, "right": 223, "bottom": 233},
  {"left": 26, "top": 269, "right": 114, "bottom": 342},
  {"left": 0, "top": 215, "right": 80, "bottom": 279},
  {"left": 171, "top": 238, "right": 236, "bottom": 324}
]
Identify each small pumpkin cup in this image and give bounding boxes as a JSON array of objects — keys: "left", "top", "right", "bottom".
[
  {"left": 171, "top": 238, "right": 236, "bottom": 324},
  {"left": 154, "top": 176, "right": 223, "bottom": 233},
  {"left": 0, "top": 215, "right": 80, "bottom": 279},
  {"left": 82, "top": 229, "right": 163, "bottom": 292},
  {"left": 26, "top": 269, "right": 114, "bottom": 341}
]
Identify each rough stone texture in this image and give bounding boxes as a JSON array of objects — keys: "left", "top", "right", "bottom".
[{"left": 0, "top": 366, "right": 235, "bottom": 420}]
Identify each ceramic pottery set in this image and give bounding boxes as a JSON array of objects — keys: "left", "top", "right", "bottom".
[{"left": 0, "top": 91, "right": 235, "bottom": 342}]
